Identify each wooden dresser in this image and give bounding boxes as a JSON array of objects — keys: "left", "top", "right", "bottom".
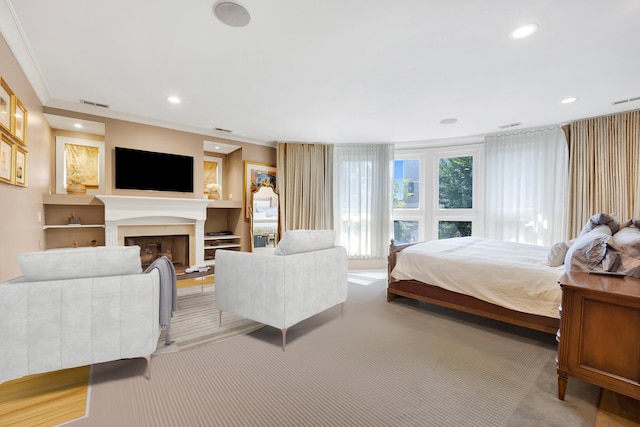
[{"left": 557, "top": 272, "right": 640, "bottom": 400}]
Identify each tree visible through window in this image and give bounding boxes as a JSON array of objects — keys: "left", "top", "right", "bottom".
[{"left": 439, "top": 156, "right": 472, "bottom": 209}]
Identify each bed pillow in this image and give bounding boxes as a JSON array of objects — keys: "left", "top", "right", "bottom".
[
  {"left": 609, "top": 225, "right": 640, "bottom": 277},
  {"left": 17, "top": 245, "right": 143, "bottom": 281},
  {"left": 547, "top": 239, "right": 574, "bottom": 267},
  {"left": 578, "top": 212, "right": 620, "bottom": 237},
  {"left": 564, "top": 225, "right": 611, "bottom": 272},
  {"left": 274, "top": 229, "right": 336, "bottom": 255}
]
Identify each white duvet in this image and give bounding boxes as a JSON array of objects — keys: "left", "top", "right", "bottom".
[{"left": 391, "top": 237, "right": 564, "bottom": 318}]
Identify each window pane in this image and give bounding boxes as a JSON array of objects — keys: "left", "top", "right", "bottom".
[
  {"left": 438, "top": 221, "right": 472, "bottom": 239},
  {"left": 394, "top": 159, "right": 420, "bottom": 208},
  {"left": 438, "top": 156, "right": 472, "bottom": 209},
  {"left": 394, "top": 220, "right": 419, "bottom": 244}
]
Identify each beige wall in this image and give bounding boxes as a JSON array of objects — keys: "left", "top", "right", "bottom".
[
  {"left": 0, "top": 35, "right": 51, "bottom": 281},
  {"left": 0, "top": 34, "right": 276, "bottom": 281}
]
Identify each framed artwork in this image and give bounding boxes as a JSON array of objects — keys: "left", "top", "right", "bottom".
[
  {"left": 0, "top": 136, "right": 13, "bottom": 184},
  {"left": 55, "top": 136, "right": 105, "bottom": 195},
  {"left": 243, "top": 161, "right": 276, "bottom": 219},
  {"left": 13, "top": 97, "right": 27, "bottom": 145},
  {"left": 0, "top": 78, "right": 14, "bottom": 135},
  {"left": 204, "top": 155, "right": 222, "bottom": 197},
  {"left": 13, "top": 144, "right": 27, "bottom": 187}
]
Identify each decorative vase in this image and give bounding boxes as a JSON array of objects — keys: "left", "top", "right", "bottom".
[{"left": 66, "top": 182, "right": 87, "bottom": 195}]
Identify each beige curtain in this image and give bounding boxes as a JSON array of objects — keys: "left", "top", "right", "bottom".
[
  {"left": 276, "top": 142, "right": 334, "bottom": 232},
  {"left": 567, "top": 110, "right": 640, "bottom": 237}
]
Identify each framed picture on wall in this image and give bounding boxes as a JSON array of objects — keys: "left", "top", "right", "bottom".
[
  {"left": 13, "top": 97, "right": 27, "bottom": 145},
  {"left": 55, "top": 136, "right": 105, "bottom": 195},
  {"left": 204, "top": 155, "right": 222, "bottom": 199},
  {"left": 14, "top": 144, "right": 27, "bottom": 187},
  {"left": 0, "top": 135, "right": 13, "bottom": 184},
  {"left": 0, "top": 78, "right": 14, "bottom": 135},
  {"left": 243, "top": 161, "right": 276, "bottom": 219}
]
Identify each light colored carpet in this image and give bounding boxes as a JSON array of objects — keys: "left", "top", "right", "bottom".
[
  {"left": 153, "top": 285, "right": 264, "bottom": 355},
  {"left": 66, "top": 278, "right": 600, "bottom": 427}
]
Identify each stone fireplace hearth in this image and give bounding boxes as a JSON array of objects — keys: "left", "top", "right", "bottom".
[{"left": 96, "top": 195, "right": 211, "bottom": 266}]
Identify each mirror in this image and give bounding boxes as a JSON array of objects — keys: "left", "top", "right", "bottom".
[{"left": 249, "top": 183, "right": 280, "bottom": 253}]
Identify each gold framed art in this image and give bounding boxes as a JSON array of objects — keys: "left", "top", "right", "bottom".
[
  {"left": 13, "top": 96, "right": 27, "bottom": 145},
  {"left": 243, "top": 161, "right": 276, "bottom": 219},
  {"left": 13, "top": 144, "right": 27, "bottom": 187},
  {"left": 0, "top": 78, "right": 14, "bottom": 135},
  {"left": 0, "top": 135, "right": 13, "bottom": 184},
  {"left": 55, "top": 136, "right": 105, "bottom": 195}
]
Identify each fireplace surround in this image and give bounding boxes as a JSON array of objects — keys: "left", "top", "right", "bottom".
[{"left": 96, "top": 195, "right": 211, "bottom": 266}]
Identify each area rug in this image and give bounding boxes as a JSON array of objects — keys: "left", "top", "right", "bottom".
[
  {"left": 153, "top": 284, "right": 264, "bottom": 355},
  {"left": 68, "top": 280, "right": 600, "bottom": 427}
]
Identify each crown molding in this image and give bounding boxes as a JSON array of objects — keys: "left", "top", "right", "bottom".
[{"left": 0, "top": 0, "right": 51, "bottom": 105}]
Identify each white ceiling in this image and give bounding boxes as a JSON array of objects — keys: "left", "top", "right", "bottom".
[{"left": 2, "top": 0, "right": 640, "bottom": 147}]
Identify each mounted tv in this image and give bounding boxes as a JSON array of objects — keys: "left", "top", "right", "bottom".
[{"left": 115, "top": 147, "right": 194, "bottom": 193}]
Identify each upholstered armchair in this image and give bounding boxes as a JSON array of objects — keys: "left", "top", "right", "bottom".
[
  {"left": 0, "top": 245, "right": 165, "bottom": 383},
  {"left": 215, "top": 230, "right": 348, "bottom": 350}
]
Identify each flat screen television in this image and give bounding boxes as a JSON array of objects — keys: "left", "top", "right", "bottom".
[{"left": 115, "top": 147, "right": 194, "bottom": 193}]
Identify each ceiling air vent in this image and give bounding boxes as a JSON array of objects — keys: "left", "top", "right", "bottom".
[
  {"left": 80, "top": 99, "right": 110, "bottom": 108},
  {"left": 498, "top": 122, "right": 522, "bottom": 129},
  {"left": 214, "top": 127, "right": 232, "bottom": 133},
  {"left": 612, "top": 96, "right": 640, "bottom": 106}
]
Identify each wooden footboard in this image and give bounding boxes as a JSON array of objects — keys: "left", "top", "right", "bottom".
[{"left": 387, "top": 240, "right": 558, "bottom": 334}]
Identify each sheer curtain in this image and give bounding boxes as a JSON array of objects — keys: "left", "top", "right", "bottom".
[
  {"left": 333, "top": 144, "right": 393, "bottom": 258},
  {"left": 276, "top": 142, "right": 333, "bottom": 231},
  {"left": 485, "top": 127, "right": 568, "bottom": 246},
  {"left": 567, "top": 110, "right": 640, "bottom": 237}
]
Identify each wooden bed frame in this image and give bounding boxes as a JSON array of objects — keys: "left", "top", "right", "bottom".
[{"left": 387, "top": 240, "right": 559, "bottom": 334}]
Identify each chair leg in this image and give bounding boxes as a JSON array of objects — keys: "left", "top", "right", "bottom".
[
  {"left": 281, "top": 328, "right": 288, "bottom": 351},
  {"left": 219, "top": 311, "right": 223, "bottom": 327},
  {"left": 142, "top": 355, "right": 151, "bottom": 380}
]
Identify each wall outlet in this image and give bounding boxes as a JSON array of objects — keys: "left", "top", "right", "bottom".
[
  {"left": 36, "top": 211, "right": 42, "bottom": 223},
  {"left": 229, "top": 193, "right": 233, "bottom": 199}
]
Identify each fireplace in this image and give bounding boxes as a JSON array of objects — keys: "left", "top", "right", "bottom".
[
  {"left": 96, "top": 195, "right": 211, "bottom": 266},
  {"left": 125, "top": 234, "right": 189, "bottom": 269}
]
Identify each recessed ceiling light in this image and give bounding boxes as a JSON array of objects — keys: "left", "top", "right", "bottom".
[
  {"left": 509, "top": 24, "right": 538, "bottom": 39},
  {"left": 561, "top": 97, "right": 577, "bottom": 104},
  {"left": 214, "top": 2, "right": 250, "bottom": 27},
  {"left": 440, "top": 118, "right": 458, "bottom": 125},
  {"left": 74, "top": 123, "right": 83, "bottom": 128},
  {"left": 167, "top": 96, "right": 181, "bottom": 104},
  {"left": 215, "top": 146, "right": 220, "bottom": 150}
]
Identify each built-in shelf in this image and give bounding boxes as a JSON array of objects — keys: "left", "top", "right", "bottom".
[
  {"left": 207, "top": 200, "right": 242, "bottom": 209},
  {"left": 203, "top": 234, "right": 241, "bottom": 264},
  {"left": 43, "top": 224, "right": 106, "bottom": 230},
  {"left": 43, "top": 194, "right": 103, "bottom": 205}
]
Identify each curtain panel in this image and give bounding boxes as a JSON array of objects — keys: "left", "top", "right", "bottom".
[
  {"left": 276, "top": 142, "right": 334, "bottom": 232},
  {"left": 484, "top": 127, "right": 568, "bottom": 246},
  {"left": 567, "top": 110, "right": 640, "bottom": 237},
  {"left": 333, "top": 144, "right": 393, "bottom": 259}
]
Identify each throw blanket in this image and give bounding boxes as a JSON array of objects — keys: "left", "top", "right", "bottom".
[{"left": 145, "top": 256, "right": 178, "bottom": 345}]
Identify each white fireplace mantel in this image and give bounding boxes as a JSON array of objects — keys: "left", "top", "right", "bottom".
[{"left": 96, "top": 195, "right": 211, "bottom": 265}]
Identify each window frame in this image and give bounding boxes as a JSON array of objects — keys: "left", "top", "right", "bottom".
[{"left": 394, "top": 143, "right": 484, "bottom": 242}]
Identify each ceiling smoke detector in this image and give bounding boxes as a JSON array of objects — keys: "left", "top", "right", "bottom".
[{"left": 214, "top": 2, "right": 250, "bottom": 27}]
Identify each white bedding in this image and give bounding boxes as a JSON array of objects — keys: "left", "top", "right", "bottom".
[{"left": 390, "top": 237, "right": 564, "bottom": 318}]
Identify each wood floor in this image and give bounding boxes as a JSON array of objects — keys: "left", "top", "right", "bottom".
[{"left": 1, "top": 275, "right": 638, "bottom": 427}]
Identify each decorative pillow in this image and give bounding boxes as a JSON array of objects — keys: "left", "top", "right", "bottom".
[
  {"left": 578, "top": 212, "right": 620, "bottom": 237},
  {"left": 564, "top": 225, "right": 611, "bottom": 272},
  {"left": 254, "top": 199, "right": 271, "bottom": 209},
  {"left": 610, "top": 226, "right": 640, "bottom": 277},
  {"left": 274, "top": 229, "right": 336, "bottom": 255},
  {"left": 547, "top": 239, "right": 574, "bottom": 267},
  {"left": 17, "top": 245, "right": 143, "bottom": 281}
]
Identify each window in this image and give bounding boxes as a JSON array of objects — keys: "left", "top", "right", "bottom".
[
  {"left": 394, "top": 144, "right": 484, "bottom": 242},
  {"left": 393, "top": 155, "right": 424, "bottom": 243}
]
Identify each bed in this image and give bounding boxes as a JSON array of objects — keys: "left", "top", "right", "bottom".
[{"left": 388, "top": 237, "right": 564, "bottom": 334}]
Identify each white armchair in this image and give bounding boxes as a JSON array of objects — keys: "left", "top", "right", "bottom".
[
  {"left": 215, "top": 230, "right": 348, "bottom": 350},
  {"left": 0, "top": 246, "right": 163, "bottom": 383}
]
